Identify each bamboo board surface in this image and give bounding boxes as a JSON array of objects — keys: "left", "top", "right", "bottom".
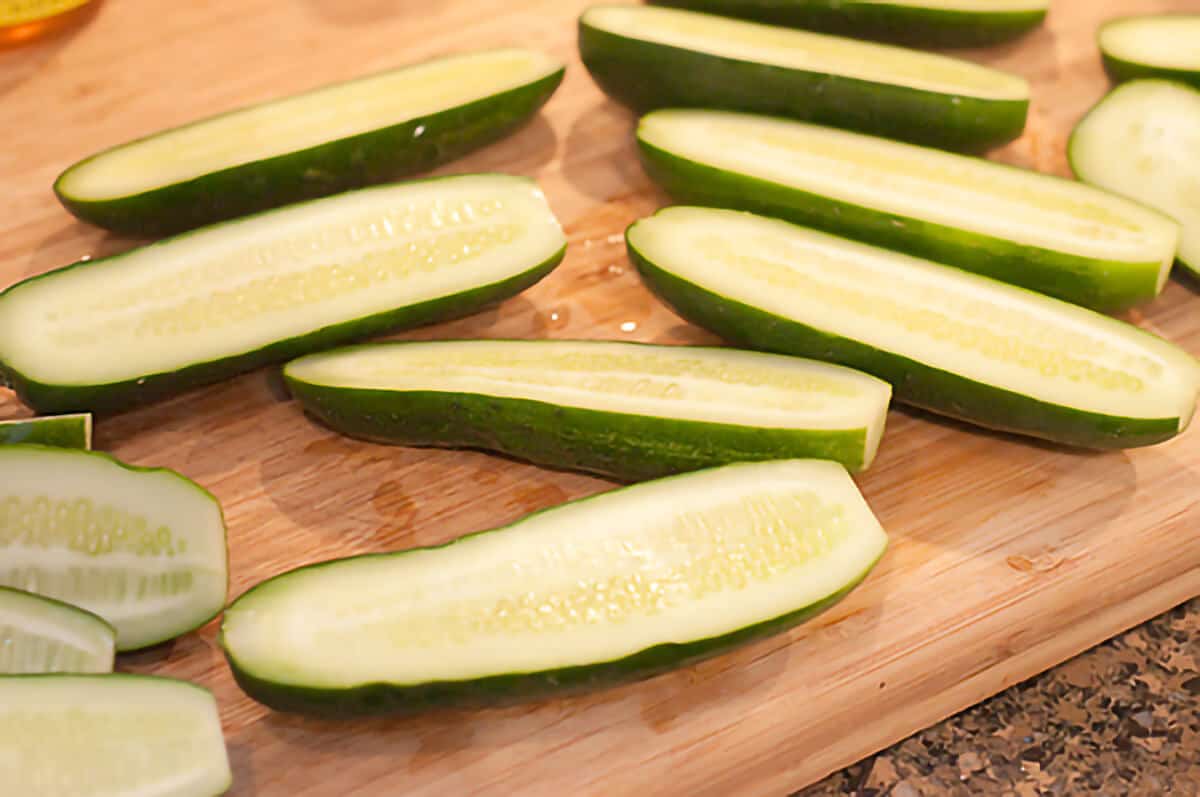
[{"left": 1, "top": 0, "right": 1198, "bottom": 794}]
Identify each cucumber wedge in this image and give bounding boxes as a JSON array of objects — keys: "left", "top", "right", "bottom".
[
  {"left": 648, "top": 0, "right": 1049, "bottom": 47},
  {"left": 0, "top": 413, "right": 92, "bottom": 449},
  {"left": 0, "top": 587, "right": 115, "bottom": 674},
  {"left": 637, "top": 109, "right": 1180, "bottom": 312},
  {"left": 55, "top": 48, "right": 565, "bottom": 235},
  {"left": 1, "top": 675, "right": 231, "bottom": 797},
  {"left": 285, "top": 340, "right": 892, "bottom": 477},
  {"left": 1099, "top": 16, "right": 1200, "bottom": 88},
  {"left": 628, "top": 207, "right": 1200, "bottom": 449},
  {"left": 578, "top": 5, "right": 1030, "bottom": 151},
  {"left": 221, "top": 459, "right": 888, "bottom": 716},
  {"left": 0, "top": 174, "right": 566, "bottom": 414},
  {"left": 1070, "top": 80, "right": 1200, "bottom": 280},
  {"left": 0, "top": 446, "right": 228, "bottom": 651}
]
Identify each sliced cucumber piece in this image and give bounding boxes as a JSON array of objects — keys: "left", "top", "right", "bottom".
[
  {"left": 55, "top": 48, "right": 565, "bottom": 235},
  {"left": 1099, "top": 16, "right": 1200, "bottom": 88},
  {"left": 285, "top": 340, "right": 892, "bottom": 477},
  {"left": 0, "top": 446, "right": 228, "bottom": 651},
  {"left": 578, "top": 4, "right": 1029, "bottom": 151},
  {"left": 1, "top": 674, "right": 231, "bottom": 797},
  {"left": 0, "top": 587, "right": 115, "bottom": 674},
  {"left": 221, "top": 459, "right": 887, "bottom": 716},
  {"left": 648, "top": 0, "right": 1049, "bottom": 47},
  {"left": 637, "top": 109, "right": 1180, "bottom": 312},
  {"left": 628, "top": 207, "right": 1200, "bottom": 449},
  {"left": 0, "top": 414, "right": 92, "bottom": 449},
  {"left": 0, "top": 174, "right": 566, "bottom": 414},
  {"left": 1070, "top": 80, "right": 1200, "bottom": 280}
]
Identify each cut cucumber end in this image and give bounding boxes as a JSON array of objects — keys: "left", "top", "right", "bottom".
[
  {"left": 0, "top": 413, "right": 92, "bottom": 449},
  {"left": 0, "top": 586, "right": 115, "bottom": 674},
  {"left": 1099, "top": 15, "right": 1200, "bottom": 85}
]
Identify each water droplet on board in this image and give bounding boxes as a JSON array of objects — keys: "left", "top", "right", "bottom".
[{"left": 620, "top": 321, "right": 638, "bottom": 333}]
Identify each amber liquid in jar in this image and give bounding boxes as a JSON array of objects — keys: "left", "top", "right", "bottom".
[{"left": 0, "top": 0, "right": 97, "bottom": 46}]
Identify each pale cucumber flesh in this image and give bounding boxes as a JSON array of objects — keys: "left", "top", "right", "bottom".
[
  {"left": 1100, "top": 16, "right": 1200, "bottom": 72},
  {"left": 0, "top": 675, "right": 231, "bottom": 797},
  {"left": 222, "top": 459, "right": 887, "bottom": 690},
  {"left": 0, "top": 446, "right": 228, "bottom": 651},
  {"left": 0, "top": 587, "right": 115, "bottom": 674},
  {"left": 0, "top": 414, "right": 92, "bottom": 449}
]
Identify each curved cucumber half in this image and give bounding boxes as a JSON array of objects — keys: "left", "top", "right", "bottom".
[
  {"left": 628, "top": 207, "right": 1200, "bottom": 449},
  {"left": 1070, "top": 80, "right": 1200, "bottom": 280},
  {"left": 578, "top": 5, "right": 1029, "bottom": 151},
  {"left": 285, "top": 340, "right": 892, "bottom": 478},
  {"left": 0, "top": 174, "right": 566, "bottom": 414},
  {"left": 0, "top": 587, "right": 115, "bottom": 674},
  {"left": 0, "top": 414, "right": 91, "bottom": 449},
  {"left": 648, "top": 0, "right": 1049, "bottom": 47},
  {"left": 1, "top": 675, "right": 231, "bottom": 797},
  {"left": 1099, "top": 16, "right": 1200, "bottom": 88},
  {"left": 221, "top": 459, "right": 887, "bottom": 716},
  {"left": 55, "top": 48, "right": 565, "bottom": 235},
  {"left": 636, "top": 109, "right": 1180, "bottom": 312},
  {"left": 0, "top": 446, "right": 228, "bottom": 651}
]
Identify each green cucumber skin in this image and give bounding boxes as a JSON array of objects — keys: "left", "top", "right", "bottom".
[
  {"left": 0, "top": 416, "right": 89, "bottom": 449},
  {"left": 578, "top": 21, "right": 1028, "bottom": 152},
  {"left": 286, "top": 358, "right": 871, "bottom": 481},
  {"left": 647, "top": 0, "right": 1047, "bottom": 47},
  {"left": 629, "top": 248, "right": 1181, "bottom": 450},
  {"left": 54, "top": 69, "right": 565, "bottom": 236},
  {"left": 638, "top": 138, "right": 1157, "bottom": 312},
  {"left": 1101, "top": 54, "right": 1200, "bottom": 90}
]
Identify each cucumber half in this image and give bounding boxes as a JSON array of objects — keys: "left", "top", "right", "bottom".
[
  {"left": 285, "top": 340, "right": 892, "bottom": 478},
  {"left": 1, "top": 675, "right": 231, "bottom": 797},
  {"left": 648, "top": 0, "right": 1049, "bottom": 47},
  {"left": 578, "top": 4, "right": 1029, "bottom": 151},
  {"left": 1099, "top": 16, "right": 1200, "bottom": 88},
  {"left": 628, "top": 207, "right": 1200, "bottom": 449},
  {"left": 0, "top": 445, "right": 228, "bottom": 651},
  {"left": 55, "top": 48, "right": 565, "bottom": 235},
  {"left": 0, "top": 587, "right": 115, "bottom": 674},
  {"left": 0, "top": 413, "right": 92, "bottom": 449},
  {"left": 1070, "top": 80, "right": 1200, "bottom": 280},
  {"left": 221, "top": 459, "right": 888, "bottom": 716},
  {"left": 0, "top": 174, "right": 566, "bottom": 414},
  {"left": 636, "top": 109, "right": 1180, "bottom": 312}
]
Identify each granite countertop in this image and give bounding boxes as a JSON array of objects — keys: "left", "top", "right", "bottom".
[{"left": 797, "top": 598, "right": 1198, "bottom": 795}]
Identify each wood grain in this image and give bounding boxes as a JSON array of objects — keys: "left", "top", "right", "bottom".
[{"left": 2, "top": 1, "right": 1199, "bottom": 794}]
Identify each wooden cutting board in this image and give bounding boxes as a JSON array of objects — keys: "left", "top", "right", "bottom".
[{"left": 2, "top": 0, "right": 1198, "bottom": 794}]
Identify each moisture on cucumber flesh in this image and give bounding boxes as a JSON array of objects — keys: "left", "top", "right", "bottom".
[
  {"left": 1099, "top": 16, "right": 1200, "bottom": 88},
  {"left": 647, "top": 0, "right": 1049, "bottom": 47},
  {"left": 0, "top": 445, "right": 228, "bottom": 651},
  {"left": 637, "top": 109, "right": 1179, "bottom": 313},
  {"left": 627, "top": 207, "right": 1200, "bottom": 450},
  {"left": 1069, "top": 80, "right": 1200, "bottom": 280},
  {"left": 285, "top": 339, "right": 892, "bottom": 478},
  {"left": 221, "top": 459, "right": 888, "bottom": 716},
  {"left": 0, "top": 174, "right": 567, "bottom": 414},
  {"left": 55, "top": 48, "right": 566, "bottom": 235},
  {"left": 0, "top": 413, "right": 92, "bottom": 449},
  {"left": 578, "top": 4, "right": 1030, "bottom": 151},
  {"left": 0, "top": 586, "right": 115, "bottom": 674},
  {"left": 0, "top": 674, "right": 232, "bottom": 797}
]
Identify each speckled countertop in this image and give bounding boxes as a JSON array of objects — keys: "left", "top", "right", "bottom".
[{"left": 799, "top": 599, "right": 1199, "bottom": 796}]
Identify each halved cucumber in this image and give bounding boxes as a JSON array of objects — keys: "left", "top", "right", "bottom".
[
  {"left": 285, "top": 340, "right": 892, "bottom": 478},
  {"left": 648, "top": 0, "right": 1049, "bottom": 47},
  {"left": 0, "top": 413, "right": 92, "bottom": 449},
  {"left": 628, "top": 207, "right": 1200, "bottom": 449},
  {"left": 1, "top": 674, "right": 231, "bottom": 797},
  {"left": 578, "top": 5, "right": 1029, "bottom": 151},
  {"left": 1070, "top": 80, "right": 1200, "bottom": 280},
  {"left": 221, "top": 459, "right": 887, "bottom": 716},
  {"left": 0, "top": 587, "right": 115, "bottom": 674},
  {"left": 55, "top": 48, "right": 565, "bottom": 235},
  {"left": 0, "top": 174, "right": 566, "bottom": 414},
  {"left": 636, "top": 109, "right": 1180, "bottom": 312},
  {"left": 0, "top": 445, "right": 228, "bottom": 651},
  {"left": 1099, "top": 16, "right": 1200, "bottom": 88}
]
